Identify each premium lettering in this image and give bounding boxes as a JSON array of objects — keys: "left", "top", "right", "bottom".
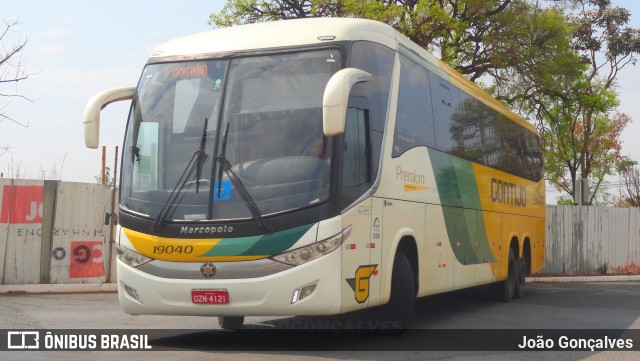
[{"left": 396, "top": 166, "right": 425, "bottom": 185}]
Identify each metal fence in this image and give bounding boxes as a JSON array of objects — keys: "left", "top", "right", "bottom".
[
  {"left": 544, "top": 205, "right": 640, "bottom": 275},
  {"left": 2, "top": 179, "right": 640, "bottom": 285},
  {"left": 1, "top": 179, "right": 116, "bottom": 285}
]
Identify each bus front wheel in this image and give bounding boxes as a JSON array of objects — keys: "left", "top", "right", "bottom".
[{"left": 384, "top": 251, "right": 415, "bottom": 329}]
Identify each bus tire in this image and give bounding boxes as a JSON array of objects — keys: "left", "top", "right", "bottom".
[
  {"left": 385, "top": 251, "right": 415, "bottom": 329},
  {"left": 493, "top": 248, "right": 516, "bottom": 302},
  {"left": 218, "top": 316, "right": 244, "bottom": 330},
  {"left": 514, "top": 257, "right": 526, "bottom": 299}
]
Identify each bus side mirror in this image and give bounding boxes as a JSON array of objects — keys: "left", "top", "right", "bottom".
[
  {"left": 83, "top": 87, "right": 136, "bottom": 148},
  {"left": 322, "top": 68, "right": 372, "bottom": 136}
]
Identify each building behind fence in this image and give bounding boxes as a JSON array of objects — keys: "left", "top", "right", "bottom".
[{"left": 1, "top": 179, "right": 639, "bottom": 285}]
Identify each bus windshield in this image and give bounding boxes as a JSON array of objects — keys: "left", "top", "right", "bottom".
[{"left": 121, "top": 49, "right": 342, "bottom": 222}]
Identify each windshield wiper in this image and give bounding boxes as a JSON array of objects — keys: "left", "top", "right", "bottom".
[
  {"left": 216, "top": 122, "right": 276, "bottom": 233},
  {"left": 132, "top": 146, "right": 141, "bottom": 162},
  {"left": 195, "top": 118, "right": 209, "bottom": 193},
  {"left": 152, "top": 119, "right": 209, "bottom": 231}
]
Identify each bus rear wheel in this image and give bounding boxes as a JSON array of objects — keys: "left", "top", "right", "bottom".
[
  {"left": 493, "top": 248, "right": 516, "bottom": 302},
  {"left": 218, "top": 316, "right": 244, "bottom": 330},
  {"left": 514, "top": 257, "right": 526, "bottom": 299}
]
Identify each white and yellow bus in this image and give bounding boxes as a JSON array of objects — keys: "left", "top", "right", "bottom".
[{"left": 83, "top": 18, "right": 545, "bottom": 330}]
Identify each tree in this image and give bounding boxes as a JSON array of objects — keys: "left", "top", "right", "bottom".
[
  {"left": 614, "top": 160, "right": 640, "bottom": 208},
  {"left": 95, "top": 167, "right": 115, "bottom": 188},
  {"left": 544, "top": 109, "right": 629, "bottom": 204},
  {"left": 210, "top": 1, "right": 571, "bottom": 84},
  {"left": 1, "top": 18, "right": 33, "bottom": 155},
  {"left": 209, "top": 0, "right": 336, "bottom": 26},
  {"left": 342, "top": 0, "right": 556, "bottom": 83},
  {"left": 533, "top": 0, "right": 639, "bottom": 205}
]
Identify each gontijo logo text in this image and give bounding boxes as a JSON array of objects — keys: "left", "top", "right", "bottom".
[{"left": 490, "top": 178, "right": 526, "bottom": 207}]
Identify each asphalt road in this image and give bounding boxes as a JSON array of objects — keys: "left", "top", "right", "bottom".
[{"left": 1, "top": 281, "right": 640, "bottom": 360}]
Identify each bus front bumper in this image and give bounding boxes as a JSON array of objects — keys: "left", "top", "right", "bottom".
[{"left": 116, "top": 248, "right": 342, "bottom": 317}]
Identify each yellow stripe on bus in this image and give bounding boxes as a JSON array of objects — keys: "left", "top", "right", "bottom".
[
  {"left": 122, "top": 227, "right": 225, "bottom": 262},
  {"left": 404, "top": 184, "right": 429, "bottom": 192}
]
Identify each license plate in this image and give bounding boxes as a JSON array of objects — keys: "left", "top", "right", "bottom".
[{"left": 191, "top": 289, "right": 229, "bottom": 304}]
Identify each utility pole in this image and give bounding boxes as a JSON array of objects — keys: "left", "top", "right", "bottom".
[{"left": 575, "top": 178, "right": 589, "bottom": 205}]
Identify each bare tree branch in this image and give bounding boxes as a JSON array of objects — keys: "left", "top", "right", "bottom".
[{"left": 0, "top": 18, "right": 34, "bottom": 131}]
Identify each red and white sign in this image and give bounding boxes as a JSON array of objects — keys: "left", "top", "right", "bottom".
[
  {"left": 70, "top": 241, "right": 105, "bottom": 278},
  {"left": 0, "top": 185, "right": 44, "bottom": 224}
]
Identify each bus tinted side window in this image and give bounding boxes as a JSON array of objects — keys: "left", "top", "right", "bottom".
[
  {"left": 450, "top": 91, "right": 484, "bottom": 163},
  {"left": 350, "top": 41, "right": 394, "bottom": 133},
  {"left": 428, "top": 77, "right": 543, "bottom": 182},
  {"left": 430, "top": 74, "right": 459, "bottom": 153},
  {"left": 525, "top": 132, "right": 543, "bottom": 180},
  {"left": 481, "top": 111, "right": 502, "bottom": 170},
  {"left": 499, "top": 117, "right": 527, "bottom": 177},
  {"left": 392, "top": 54, "right": 435, "bottom": 157},
  {"left": 391, "top": 48, "right": 543, "bottom": 182},
  {"left": 350, "top": 41, "right": 395, "bottom": 180}
]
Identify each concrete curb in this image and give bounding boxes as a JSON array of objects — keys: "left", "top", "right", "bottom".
[
  {"left": 527, "top": 275, "right": 640, "bottom": 283},
  {"left": 0, "top": 283, "right": 117, "bottom": 294}
]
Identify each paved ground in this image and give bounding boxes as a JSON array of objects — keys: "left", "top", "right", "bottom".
[{"left": 1, "top": 280, "right": 640, "bottom": 360}]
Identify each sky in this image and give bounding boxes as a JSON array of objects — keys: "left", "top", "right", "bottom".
[
  {"left": 1, "top": 0, "right": 640, "bottom": 203},
  {"left": 1, "top": 0, "right": 225, "bottom": 181}
]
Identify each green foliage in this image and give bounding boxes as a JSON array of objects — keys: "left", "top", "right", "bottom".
[
  {"left": 209, "top": 0, "right": 340, "bottom": 26},
  {"left": 210, "top": 1, "right": 551, "bottom": 82},
  {"left": 95, "top": 167, "right": 115, "bottom": 188},
  {"left": 535, "top": 0, "right": 638, "bottom": 205},
  {"left": 615, "top": 161, "right": 640, "bottom": 208},
  {"left": 556, "top": 196, "right": 575, "bottom": 206}
]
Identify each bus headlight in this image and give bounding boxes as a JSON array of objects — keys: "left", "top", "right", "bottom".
[
  {"left": 271, "top": 226, "right": 351, "bottom": 266},
  {"left": 116, "top": 245, "right": 153, "bottom": 267}
]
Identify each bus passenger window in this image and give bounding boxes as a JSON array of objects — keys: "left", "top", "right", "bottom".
[
  {"left": 431, "top": 75, "right": 459, "bottom": 153},
  {"left": 392, "top": 54, "right": 435, "bottom": 157}
]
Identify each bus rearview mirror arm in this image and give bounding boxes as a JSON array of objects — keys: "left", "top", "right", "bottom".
[
  {"left": 322, "top": 68, "right": 372, "bottom": 136},
  {"left": 83, "top": 87, "right": 136, "bottom": 148}
]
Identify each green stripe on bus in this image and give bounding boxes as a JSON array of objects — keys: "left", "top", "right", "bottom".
[
  {"left": 199, "top": 224, "right": 314, "bottom": 257},
  {"left": 429, "top": 149, "right": 495, "bottom": 265}
]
